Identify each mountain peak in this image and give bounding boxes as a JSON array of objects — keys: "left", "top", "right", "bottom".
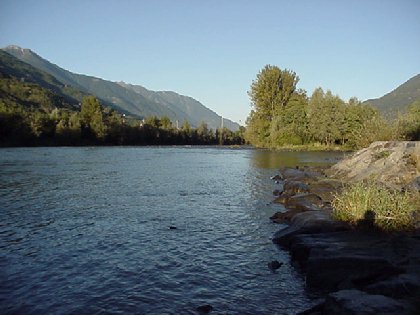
[{"left": 4, "top": 45, "right": 34, "bottom": 56}]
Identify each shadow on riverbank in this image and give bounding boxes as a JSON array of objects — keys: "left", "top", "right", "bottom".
[{"left": 268, "top": 144, "right": 420, "bottom": 314}]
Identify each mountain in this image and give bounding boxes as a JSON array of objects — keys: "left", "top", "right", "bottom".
[
  {"left": 2, "top": 45, "right": 239, "bottom": 130},
  {"left": 118, "top": 82, "right": 238, "bottom": 130},
  {"left": 364, "top": 74, "right": 420, "bottom": 117},
  {"left": 0, "top": 50, "right": 82, "bottom": 111}
]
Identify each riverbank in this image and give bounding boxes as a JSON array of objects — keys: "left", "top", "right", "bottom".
[{"left": 270, "top": 142, "right": 420, "bottom": 314}]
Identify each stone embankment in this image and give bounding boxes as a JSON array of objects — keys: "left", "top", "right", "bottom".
[{"left": 270, "top": 141, "right": 420, "bottom": 314}]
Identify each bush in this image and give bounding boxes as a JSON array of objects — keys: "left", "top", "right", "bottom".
[{"left": 332, "top": 181, "right": 418, "bottom": 231}]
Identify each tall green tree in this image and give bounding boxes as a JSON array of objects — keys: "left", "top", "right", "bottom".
[
  {"left": 269, "top": 91, "right": 309, "bottom": 146},
  {"left": 80, "top": 96, "right": 106, "bottom": 140},
  {"left": 248, "top": 65, "right": 299, "bottom": 121},
  {"left": 307, "top": 89, "right": 345, "bottom": 145},
  {"left": 246, "top": 65, "right": 300, "bottom": 147},
  {"left": 160, "top": 116, "right": 172, "bottom": 130}
]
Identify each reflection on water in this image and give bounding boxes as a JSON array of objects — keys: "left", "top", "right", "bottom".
[
  {"left": 250, "top": 149, "right": 344, "bottom": 169},
  {"left": 0, "top": 147, "right": 343, "bottom": 314}
]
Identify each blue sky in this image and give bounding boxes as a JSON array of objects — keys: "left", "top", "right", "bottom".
[{"left": 1, "top": 0, "right": 419, "bottom": 124}]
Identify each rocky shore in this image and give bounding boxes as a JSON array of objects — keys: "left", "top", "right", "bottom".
[{"left": 270, "top": 142, "right": 420, "bottom": 314}]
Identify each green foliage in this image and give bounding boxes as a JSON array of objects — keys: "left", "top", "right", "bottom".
[
  {"left": 307, "top": 89, "right": 345, "bottom": 145},
  {"left": 364, "top": 74, "right": 420, "bottom": 118},
  {"left": 0, "top": 93, "right": 244, "bottom": 146},
  {"left": 0, "top": 50, "right": 81, "bottom": 109},
  {"left": 269, "top": 92, "right": 308, "bottom": 146},
  {"left": 395, "top": 100, "right": 420, "bottom": 140},
  {"left": 3, "top": 46, "right": 240, "bottom": 131},
  {"left": 248, "top": 65, "right": 299, "bottom": 122},
  {"left": 332, "top": 181, "right": 418, "bottom": 232},
  {"left": 245, "top": 65, "right": 413, "bottom": 150},
  {"left": 244, "top": 110, "right": 271, "bottom": 147},
  {"left": 80, "top": 96, "right": 106, "bottom": 140}
]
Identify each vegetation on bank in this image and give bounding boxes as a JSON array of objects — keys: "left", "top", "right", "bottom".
[
  {"left": 332, "top": 181, "right": 419, "bottom": 231},
  {"left": 0, "top": 91, "right": 245, "bottom": 146},
  {"left": 245, "top": 65, "right": 420, "bottom": 150}
]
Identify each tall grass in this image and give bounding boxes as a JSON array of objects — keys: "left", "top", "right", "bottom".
[{"left": 332, "top": 181, "right": 419, "bottom": 231}]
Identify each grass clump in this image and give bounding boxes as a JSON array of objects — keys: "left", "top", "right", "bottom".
[{"left": 332, "top": 181, "right": 419, "bottom": 232}]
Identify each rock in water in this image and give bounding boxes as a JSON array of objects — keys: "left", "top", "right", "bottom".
[
  {"left": 270, "top": 174, "right": 283, "bottom": 181},
  {"left": 268, "top": 260, "right": 283, "bottom": 271},
  {"left": 196, "top": 304, "right": 213, "bottom": 314}
]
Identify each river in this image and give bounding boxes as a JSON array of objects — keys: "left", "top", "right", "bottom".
[{"left": 0, "top": 147, "right": 343, "bottom": 314}]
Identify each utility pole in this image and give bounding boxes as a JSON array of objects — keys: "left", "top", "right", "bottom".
[{"left": 221, "top": 116, "right": 224, "bottom": 129}]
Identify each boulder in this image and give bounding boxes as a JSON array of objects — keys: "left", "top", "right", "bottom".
[
  {"left": 364, "top": 273, "right": 420, "bottom": 299},
  {"left": 270, "top": 209, "right": 306, "bottom": 224},
  {"left": 272, "top": 213, "right": 349, "bottom": 247},
  {"left": 270, "top": 174, "right": 283, "bottom": 181},
  {"left": 282, "top": 180, "right": 310, "bottom": 195},
  {"left": 271, "top": 195, "right": 324, "bottom": 224},
  {"left": 308, "top": 179, "right": 343, "bottom": 202},
  {"left": 404, "top": 176, "right": 420, "bottom": 192},
  {"left": 323, "top": 289, "right": 411, "bottom": 315},
  {"left": 273, "top": 195, "right": 289, "bottom": 204},
  {"left": 305, "top": 255, "right": 404, "bottom": 291},
  {"left": 285, "top": 193, "right": 323, "bottom": 211},
  {"left": 329, "top": 141, "right": 420, "bottom": 191},
  {"left": 273, "top": 189, "right": 283, "bottom": 196},
  {"left": 279, "top": 167, "right": 323, "bottom": 183}
]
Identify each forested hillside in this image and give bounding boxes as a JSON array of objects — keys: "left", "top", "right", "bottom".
[
  {"left": 364, "top": 74, "right": 420, "bottom": 117},
  {"left": 3, "top": 45, "right": 239, "bottom": 131},
  {"left": 0, "top": 51, "right": 244, "bottom": 146}
]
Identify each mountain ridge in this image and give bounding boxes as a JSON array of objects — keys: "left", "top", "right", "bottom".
[
  {"left": 3, "top": 45, "right": 239, "bottom": 130},
  {"left": 364, "top": 73, "right": 420, "bottom": 117}
]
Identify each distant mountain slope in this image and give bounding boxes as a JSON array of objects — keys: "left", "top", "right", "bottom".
[
  {"left": 118, "top": 82, "right": 239, "bottom": 130},
  {"left": 364, "top": 74, "right": 420, "bottom": 116},
  {"left": 3, "top": 45, "right": 239, "bottom": 130},
  {"left": 0, "top": 50, "right": 81, "bottom": 111}
]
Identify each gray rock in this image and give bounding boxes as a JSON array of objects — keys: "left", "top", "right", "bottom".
[
  {"left": 308, "top": 178, "right": 343, "bottom": 202},
  {"left": 279, "top": 167, "right": 322, "bottom": 182},
  {"left": 282, "top": 180, "right": 310, "bottom": 195},
  {"left": 270, "top": 174, "right": 283, "bottom": 181},
  {"left": 273, "top": 189, "right": 283, "bottom": 196},
  {"left": 329, "top": 141, "right": 420, "bottom": 191},
  {"left": 404, "top": 176, "right": 420, "bottom": 192},
  {"left": 364, "top": 273, "right": 420, "bottom": 299},
  {"left": 285, "top": 193, "right": 323, "bottom": 211},
  {"left": 323, "top": 289, "right": 411, "bottom": 315},
  {"left": 306, "top": 255, "right": 404, "bottom": 291},
  {"left": 272, "top": 217, "right": 349, "bottom": 247}
]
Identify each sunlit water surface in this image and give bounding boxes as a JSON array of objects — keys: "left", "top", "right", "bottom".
[{"left": 0, "top": 147, "right": 343, "bottom": 314}]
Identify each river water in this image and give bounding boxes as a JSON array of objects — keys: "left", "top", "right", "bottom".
[{"left": 0, "top": 147, "right": 343, "bottom": 314}]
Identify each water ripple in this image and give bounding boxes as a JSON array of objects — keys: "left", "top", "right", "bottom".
[{"left": 0, "top": 147, "right": 344, "bottom": 314}]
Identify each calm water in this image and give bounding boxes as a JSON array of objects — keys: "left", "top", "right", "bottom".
[{"left": 0, "top": 147, "right": 343, "bottom": 314}]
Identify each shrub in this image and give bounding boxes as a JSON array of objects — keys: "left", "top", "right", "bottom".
[{"left": 332, "top": 181, "right": 418, "bottom": 231}]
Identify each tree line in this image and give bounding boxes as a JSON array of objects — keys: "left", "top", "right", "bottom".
[
  {"left": 245, "top": 65, "right": 420, "bottom": 149},
  {"left": 0, "top": 95, "right": 245, "bottom": 146}
]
